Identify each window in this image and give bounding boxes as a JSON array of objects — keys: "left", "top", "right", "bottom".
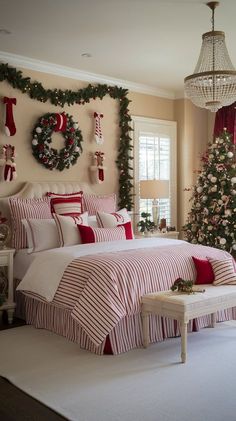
[{"left": 132, "top": 116, "right": 177, "bottom": 230}]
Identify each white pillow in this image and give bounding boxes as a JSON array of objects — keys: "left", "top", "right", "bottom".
[
  {"left": 54, "top": 212, "right": 88, "bottom": 247},
  {"left": 96, "top": 208, "right": 131, "bottom": 228},
  {"left": 88, "top": 215, "right": 99, "bottom": 228},
  {"left": 22, "top": 219, "right": 60, "bottom": 254}
]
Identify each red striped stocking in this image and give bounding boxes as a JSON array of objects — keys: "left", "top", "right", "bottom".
[{"left": 3, "top": 97, "right": 17, "bottom": 136}]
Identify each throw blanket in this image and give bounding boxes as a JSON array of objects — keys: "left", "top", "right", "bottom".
[
  {"left": 17, "top": 238, "right": 184, "bottom": 300},
  {"left": 17, "top": 238, "right": 231, "bottom": 346}
]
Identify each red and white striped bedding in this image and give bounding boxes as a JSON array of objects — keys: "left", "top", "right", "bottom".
[{"left": 17, "top": 238, "right": 235, "bottom": 353}]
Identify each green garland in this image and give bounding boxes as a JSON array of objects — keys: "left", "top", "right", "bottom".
[
  {"left": 32, "top": 113, "right": 83, "bottom": 171},
  {"left": 0, "top": 63, "right": 133, "bottom": 210}
]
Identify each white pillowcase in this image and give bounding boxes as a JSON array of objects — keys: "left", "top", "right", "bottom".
[
  {"left": 96, "top": 208, "right": 131, "bottom": 228},
  {"left": 22, "top": 219, "right": 60, "bottom": 254},
  {"left": 54, "top": 212, "right": 88, "bottom": 247},
  {"left": 88, "top": 215, "right": 99, "bottom": 228}
]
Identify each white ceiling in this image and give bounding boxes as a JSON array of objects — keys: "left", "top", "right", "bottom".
[{"left": 0, "top": 0, "right": 235, "bottom": 98}]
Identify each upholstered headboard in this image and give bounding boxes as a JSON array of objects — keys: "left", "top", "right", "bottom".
[{"left": 0, "top": 181, "right": 95, "bottom": 223}]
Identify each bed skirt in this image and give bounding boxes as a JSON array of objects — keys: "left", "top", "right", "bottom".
[{"left": 15, "top": 292, "right": 236, "bottom": 355}]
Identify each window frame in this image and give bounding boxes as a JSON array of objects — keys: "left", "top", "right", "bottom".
[{"left": 132, "top": 116, "right": 177, "bottom": 231}]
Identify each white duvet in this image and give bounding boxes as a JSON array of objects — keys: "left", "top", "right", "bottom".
[{"left": 17, "top": 238, "right": 185, "bottom": 302}]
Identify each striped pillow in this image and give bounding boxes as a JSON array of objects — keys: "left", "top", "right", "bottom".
[
  {"left": 9, "top": 197, "right": 52, "bottom": 249},
  {"left": 83, "top": 193, "right": 116, "bottom": 216},
  {"left": 54, "top": 213, "right": 88, "bottom": 247},
  {"left": 78, "top": 222, "right": 133, "bottom": 244},
  {"left": 50, "top": 195, "right": 83, "bottom": 216},
  {"left": 209, "top": 257, "right": 236, "bottom": 285}
]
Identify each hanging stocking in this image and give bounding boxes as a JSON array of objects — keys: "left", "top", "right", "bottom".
[
  {"left": 95, "top": 151, "right": 105, "bottom": 183},
  {"left": 3, "top": 97, "right": 17, "bottom": 136},
  {"left": 4, "top": 145, "right": 17, "bottom": 182},
  {"left": 54, "top": 113, "right": 67, "bottom": 132},
  {"left": 94, "top": 112, "right": 104, "bottom": 144},
  {"left": 90, "top": 151, "right": 106, "bottom": 184}
]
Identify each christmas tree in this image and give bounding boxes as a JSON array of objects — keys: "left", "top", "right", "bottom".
[{"left": 183, "top": 129, "right": 236, "bottom": 258}]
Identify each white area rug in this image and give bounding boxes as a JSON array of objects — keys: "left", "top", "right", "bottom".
[{"left": 1, "top": 323, "right": 236, "bottom": 421}]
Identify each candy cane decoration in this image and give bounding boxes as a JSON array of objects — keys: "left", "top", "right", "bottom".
[
  {"left": 94, "top": 112, "right": 104, "bottom": 144},
  {"left": 3, "top": 97, "right": 17, "bottom": 136}
]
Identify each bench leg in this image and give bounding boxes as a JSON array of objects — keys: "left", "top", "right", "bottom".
[
  {"left": 142, "top": 312, "right": 149, "bottom": 348},
  {"left": 210, "top": 313, "right": 216, "bottom": 328},
  {"left": 180, "top": 321, "right": 188, "bottom": 363}
]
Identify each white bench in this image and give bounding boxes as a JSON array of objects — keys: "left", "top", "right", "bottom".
[{"left": 141, "top": 285, "right": 236, "bottom": 363}]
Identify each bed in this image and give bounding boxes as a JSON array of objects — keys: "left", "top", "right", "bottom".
[{"left": 1, "top": 181, "right": 236, "bottom": 355}]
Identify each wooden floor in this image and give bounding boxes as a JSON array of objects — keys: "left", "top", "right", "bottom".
[{"left": 0, "top": 311, "right": 68, "bottom": 421}]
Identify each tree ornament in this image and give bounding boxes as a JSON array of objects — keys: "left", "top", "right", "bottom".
[
  {"left": 225, "top": 209, "right": 232, "bottom": 217},
  {"left": 211, "top": 185, "right": 217, "bottom": 192},
  {"left": 94, "top": 112, "right": 104, "bottom": 144},
  {"left": 211, "top": 176, "right": 217, "bottom": 183},
  {"left": 3, "top": 97, "right": 17, "bottom": 136},
  {"left": 231, "top": 177, "right": 236, "bottom": 184},
  {"left": 219, "top": 238, "right": 227, "bottom": 245},
  {"left": 196, "top": 186, "right": 203, "bottom": 193},
  {"left": 227, "top": 151, "right": 234, "bottom": 158},
  {"left": 32, "top": 113, "right": 83, "bottom": 171}
]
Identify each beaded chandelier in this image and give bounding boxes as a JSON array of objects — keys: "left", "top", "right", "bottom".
[{"left": 184, "top": 2, "right": 236, "bottom": 112}]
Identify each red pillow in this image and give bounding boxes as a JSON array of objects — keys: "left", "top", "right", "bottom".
[
  {"left": 78, "top": 222, "right": 133, "bottom": 244},
  {"left": 192, "top": 256, "right": 215, "bottom": 285}
]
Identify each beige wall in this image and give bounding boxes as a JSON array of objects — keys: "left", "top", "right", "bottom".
[
  {"left": 0, "top": 67, "right": 214, "bottom": 232},
  {"left": 174, "top": 99, "right": 210, "bottom": 232}
]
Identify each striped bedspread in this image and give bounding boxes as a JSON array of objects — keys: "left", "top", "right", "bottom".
[{"left": 45, "top": 241, "right": 230, "bottom": 347}]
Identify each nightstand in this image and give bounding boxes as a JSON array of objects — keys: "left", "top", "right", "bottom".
[
  {"left": 135, "top": 231, "right": 179, "bottom": 240},
  {"left": 0, "top": 248, "right": 16, "bottom": 324}
]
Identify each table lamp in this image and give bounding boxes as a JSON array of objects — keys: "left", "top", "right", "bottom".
[{"left": 139, "top": 179, "right": 169, "bottom": 227}]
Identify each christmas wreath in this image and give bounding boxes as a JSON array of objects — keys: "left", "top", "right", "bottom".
[{"left": 32, "top": 112, "right": 83, "bottom": 171}]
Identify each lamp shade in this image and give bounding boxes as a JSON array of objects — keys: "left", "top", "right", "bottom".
[{"left": 140, "top": 180, "right": 169, "bottom": 199}]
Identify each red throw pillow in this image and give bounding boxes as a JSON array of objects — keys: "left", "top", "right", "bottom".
[
  {"left": 192, "top": 256, "right": 215, "bottom": 284},
  {"left": 78, "top": 222, "right": 133, "bottom": 244}
]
